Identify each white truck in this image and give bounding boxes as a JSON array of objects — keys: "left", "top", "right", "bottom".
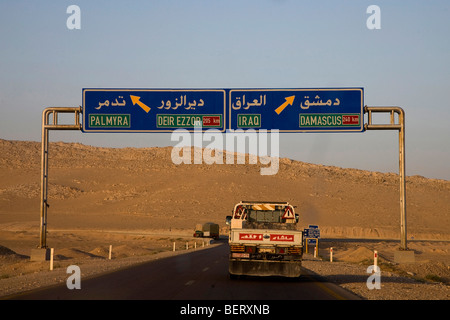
[{"left": 226, "top": 201, "right": 303, "bottom": 278}]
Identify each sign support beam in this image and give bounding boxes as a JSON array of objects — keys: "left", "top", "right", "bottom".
[
  {"left": 364, "top": 106, "right": 407, "bottom": 250},
  {"left": 39, "top": 107, "right": 82, "bottom": 248}
]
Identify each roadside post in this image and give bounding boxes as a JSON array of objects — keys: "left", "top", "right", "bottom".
[{"left": 374, "top": 250, "right": 378, "bottom": 268}]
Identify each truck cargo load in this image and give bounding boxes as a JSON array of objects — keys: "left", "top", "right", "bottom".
[{"left": 193, "top": 222, "right": 220, "bottom": 240}]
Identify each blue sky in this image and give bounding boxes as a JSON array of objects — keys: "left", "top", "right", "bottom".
[{"left": 0, "top": 1, "right": 449, "bottom": 180}]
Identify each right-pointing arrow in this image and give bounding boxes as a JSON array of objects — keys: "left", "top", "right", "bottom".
[{"left": 274, "top": 95, "right": 295, "bottom": 115}]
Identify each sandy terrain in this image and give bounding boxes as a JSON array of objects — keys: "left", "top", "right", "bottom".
[{"left": 0, "top": 139, "right": 449, "bottom": 299}]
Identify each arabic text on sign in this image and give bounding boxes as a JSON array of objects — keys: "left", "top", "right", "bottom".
[
  {"left": 96, "top": 96, "right": 127, "bottom": 110},
  {"left": 232, "top": 95, "right": 266, "bottom": 110},
  {"left": 300, "top": 96, "right": 340, "bottom": 110},
  {"left": 157, "top": 95, "right": 205, "bottom": 110}
]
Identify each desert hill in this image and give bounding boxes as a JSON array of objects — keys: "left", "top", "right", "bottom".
[{"left": 0, "top": 138, "right": 448, "bottom": 241}]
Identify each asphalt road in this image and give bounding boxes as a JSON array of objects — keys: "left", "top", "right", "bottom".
[{"left": 9, "top": 241, "right": 360, "bottom": 301}]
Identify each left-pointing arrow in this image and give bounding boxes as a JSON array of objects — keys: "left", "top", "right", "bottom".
[{"left": 130, "top": 95, "right": 151, "bottom": 113}]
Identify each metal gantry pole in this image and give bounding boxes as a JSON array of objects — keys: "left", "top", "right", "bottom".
[
  {"left": 40, "top": 112, "right": 49, "bottom": 248},
  {"left": 364, "top": 106, "right": 407, "bottom": 250},
  {"left": 39, "top": 107, "right": 82, "bottom": 248}
]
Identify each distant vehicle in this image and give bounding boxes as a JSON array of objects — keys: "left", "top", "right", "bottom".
[
  {"left": 226, "top": 201, "right": 303, "bottom": 278},
  {"left": 193, "top": 222, "right": 220, "bottom": 240}
]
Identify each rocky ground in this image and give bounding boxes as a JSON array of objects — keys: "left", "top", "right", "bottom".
[{"left": 0, "top": 139, "right": 448, "bottom": 300}]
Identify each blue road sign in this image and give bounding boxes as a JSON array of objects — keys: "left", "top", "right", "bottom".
[
  {"left": 308, "top": 225, "right": 321, "bottom": 239},
  {"left": 82, "top": 89, "right": 226, "bottom": 132},
  {"left": 306, "top": 225, "right": 321, "bottom": 245},
  {"left": 229, "top": 88, "right": 364, "bottom": 132},
  {"left": 82, "top": 88, "right": 363, "bottom": 132}
]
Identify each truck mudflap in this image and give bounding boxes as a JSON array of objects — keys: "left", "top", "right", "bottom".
[{"left": 229, "top": 259, "right": 302, "bottom": 278}]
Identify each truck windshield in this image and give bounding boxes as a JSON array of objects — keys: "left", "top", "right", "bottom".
[{"left": 247, "top": 210, "right": 283, "bottom": 223}]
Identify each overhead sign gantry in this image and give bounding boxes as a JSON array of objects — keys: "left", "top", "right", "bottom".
[{"left": 37, "top": 88, "right": 409, "bottom": 255}]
